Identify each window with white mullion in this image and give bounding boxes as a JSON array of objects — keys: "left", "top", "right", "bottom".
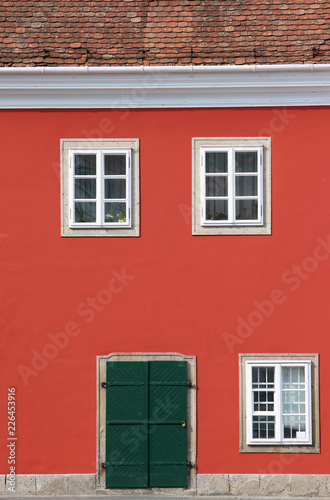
[
  {"left": 93, "top": 150, "right": 100, "bottom": 226},
  {"left": 193, "top": 138, "right": 270, "bottom": 235},
  {"left": 234, "top": 148, "right": 262, "bottom": 223},
  {"left": 274, "top": 364, "right": 282, "bottom": 442},
  {"left": 258, "top": 148, "right": 264, "bottom": 221},
  {"left": 240, "top": 354, "right": 318, "bottom": 452},
  {"left": 103, "top": 151, "right": 129, "bottom": 226},
  {"left": 246, "top": 361, "right": 312, "bottom": 446},
  {"left": 227, "top": 148, "right": 234, "bottom": 223},
  {"left": 71, "top": 151, "right": 98, "bottom": 225},
  {"left": 63, "top": 139, "right": 138, "bottom": 236},
  {"left": 280, "top": 364, "right": 310, "bottom": 442},
  {"left": 250, "top": 365, "right": 277, "bottom": 442},
  {"left": 202, "top": 148, "right": 230, "bottom": 224},
  {"left": 200, "top": 146, "right": 264, "bottom": 226}
]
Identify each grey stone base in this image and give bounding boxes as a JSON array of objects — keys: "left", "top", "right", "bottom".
[
  {"left": 197, "top": 474, "right": 330, "bottom": 497},
  {"left": 2, "top": 475, "right": 96, "bottom": 496},
  {"left": 3, "top": 473, "right": 330, "bottom": 496}
]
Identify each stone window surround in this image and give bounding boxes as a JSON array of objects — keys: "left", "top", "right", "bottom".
[
  {"left": 192, "top": 137, "right": 271, "bottom": 236},
  {"left": 96, "top": 352, "right": 197, "bottom": 492},
  {"left": 61, "top": 138, "right": 140, "bottom": 237},
  {"left": 239, "top": 353, "right": 320, "bottom": 453}
]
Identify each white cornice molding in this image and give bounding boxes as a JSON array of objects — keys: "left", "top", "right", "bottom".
[{"left": 1, "top": 64, "right": 330, "bottom": 108}]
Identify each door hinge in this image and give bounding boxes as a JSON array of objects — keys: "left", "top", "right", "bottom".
[
  {"left": 102, "top": 461, "right": 144, "bottom": 468},
  {"left": 149, "top": 381, "right": 192, "bottom": 387},
  {"left": 102, "top": 381, "right": 144, "bottom": 388},
  {"left": 149, "top": 461, "right": 192, "bottom": 466}
]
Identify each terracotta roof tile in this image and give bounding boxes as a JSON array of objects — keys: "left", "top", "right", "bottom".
[{"left": 0, "top": 0, "right": 330, "bottom": 66}]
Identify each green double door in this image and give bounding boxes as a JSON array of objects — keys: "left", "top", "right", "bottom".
[{"left": 103, "top": 360, "right": 189, "bottom": 488}]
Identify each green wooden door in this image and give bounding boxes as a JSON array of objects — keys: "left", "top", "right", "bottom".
[{"left": 104, "top": 360, "right": 188, "bottom": 488}]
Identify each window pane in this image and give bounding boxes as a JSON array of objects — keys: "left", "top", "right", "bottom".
[
  {"left": 235, "top": 176, "right": 258, "bottom": 196},
  {"left": 253, "top": 416, "right": 275, "bottom": 439},
  {"left": 75, "top": 155, "right": 96, "bottom": 175},
  {"left": 205, "top": 152, "right": 227, "bottom": 173},
  {"left": 299, "top": 367, "right": 305, "bottom": 383},
  {"left": 104, "top": 202, "right": 126, "bottom": 223},
  {"left": 259, "top": 367, "right": 266, "bottom": 384},
  {"left": 253, "top": 390, "right": 274, "bottom": 412},
  {"left": 74, "top": 202, "right": 96, "bottom": 223},
  {"left": 205, "top": 176, "right": 228, "bottom": 197},
  {"left": 282, "top": 366, "right": 305, "bottom": 389},
  {"left": 283, "top": 390, "right": 306, "bottom": 411},
  {"left": 282, "top": 367, "right": 290, "bottom": 384},
  {"left": 104, "top": 154, "right": 126, "bottom": 175},
  {"left": 236, "top": 200, "right": 258, "bottom": 220},
  {"left": 206, "top": 200, "right": 228, "bottom": 221},
  {"left": 283, "top": 391, "right": 298, "bottom": 405},
  {"left": 282, "top": 366, "right": 306, "bottom": 420},
  {"left": 75, "top": 179, "right": 96, "bottom": 199},
  {"left": 235, "top": 151, "right": 258, "bottom": 172},
  {"left": 252, "top": 366, "right": 274, "bottom": 388},
  {"left": 268, "top": 368, "right": 274, "bottom": 384},
  {"left": 104, "top": 179, "right": 126, "bottom": 199},
  {"left": 292, "top": 368, "right": 298, "bottom": 383},
  {"left": 283, "top": 415, "right": 306, "bottom": 439}
]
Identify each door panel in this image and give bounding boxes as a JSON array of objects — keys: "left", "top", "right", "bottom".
[
  {"left": 105, "top": 362, "right": 148, "bottom": 488},
  {"left": 104, "top": 360, "right": 188, "bottom": 488}
]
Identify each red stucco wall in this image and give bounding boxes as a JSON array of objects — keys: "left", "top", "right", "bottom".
[{"left": 1, "top": 107, "right": 329, "bottom": 475}]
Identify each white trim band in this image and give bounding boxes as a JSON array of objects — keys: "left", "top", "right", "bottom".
[{"left": 1, "top": 64, "right": 330, "bottom": 108}]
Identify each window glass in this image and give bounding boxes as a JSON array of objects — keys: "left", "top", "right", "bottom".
[
  {"left": 104, "top": 154, "right": 126, "bottom": 175},
  {"left": 75, "top": 154, "right": 96, "bottom": 175},
  {"left": 235, "top": 200, "right": 258, "bottom": 220},
  {"left": 205, "top": 200, "right": 228, "bottom": 221},
  {"left": 75, "top": 179, "right": 96, "bottom": 199},
  {"left": 75, "top": 202, "right": 96, "bottom": 223},
  {"left": 205, "top": 177, "right": 228, "bottom": 197},
  {"left": 104, "top": 179, "right": 126, "bottom": 199},
  {"left": 235, "top": 151, "right": 258, "bottom": 172},
  {"left": 203, "top": 147, "right": 262, "bottom": 226},
  {"left": 71, "top": 150, "right": 129, "bottom": 227},
  {"left": 235, "top": 176, "right": 258, "bottom": 196},
  {"left": 205, "top": 152, "right": 227, "bottom": 173},
  {"left": 104, "top": 202, "right": 126, "bottom": 223}
]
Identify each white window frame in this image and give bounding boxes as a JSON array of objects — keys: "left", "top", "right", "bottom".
[
  {"left": 201, "top": 146, "right": 263, "bottom": 226},
  {"left": 246, "top": 361, "right": 312, "bottom": 446},
  {"left": 192, "top": 138, "right": 271, "bottom": 235},
  {"left": 69, "top": 148, "right": 132, "bottom": 229},
  {"left": 61, "top": 139, "right": 139, "bottom": 237}
]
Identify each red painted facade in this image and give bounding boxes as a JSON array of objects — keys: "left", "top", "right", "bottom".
[{"left": 1, "top": 106, "right": 330, "bottom": 475}]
